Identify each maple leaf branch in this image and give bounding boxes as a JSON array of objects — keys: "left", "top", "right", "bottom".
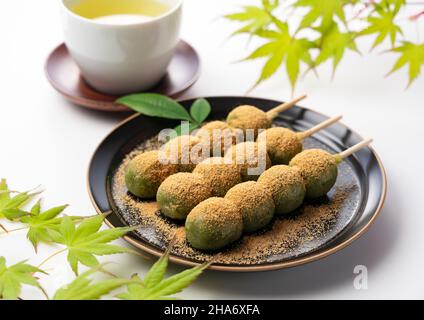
[
  {"left": 37, "top": 248, "right": 67, "bottom": 269},
  {"left": 408, "top": 9, "right": 424, "bottom": 20},
  {"left": 1, "top": 226, "right": 29, "bottom": 234},
  {"left": 0, "top": 223, "right": 8, "bottom": 233}
]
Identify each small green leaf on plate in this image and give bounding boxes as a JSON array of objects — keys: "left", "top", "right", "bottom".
[
  {"left": 117, "top": 93, "right": 192, "bottom": 121},
  {"left": 174, "top": 123, "right": 199, "bottom": 137},
  {"left": 190, "top": 99, "right": 211, "bottom": 124}
]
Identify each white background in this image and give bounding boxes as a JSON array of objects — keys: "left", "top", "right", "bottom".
[{"left": 0, "top": 0, "right": 423, "bottom": 299}]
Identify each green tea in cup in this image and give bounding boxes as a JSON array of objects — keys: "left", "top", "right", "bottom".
[{"left": 71, "top": 0, "right": 171, "bottom": 24}]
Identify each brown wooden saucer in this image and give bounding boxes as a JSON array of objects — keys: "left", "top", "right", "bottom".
[{"left": 45, "top": 41, "right": 201, "bottom": 112}]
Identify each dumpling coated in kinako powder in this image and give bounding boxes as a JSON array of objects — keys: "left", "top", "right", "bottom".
[
  {"left": 185, "top": 197, "right": 243, "bottom": 251},
  {"left": 125, "top": 151, "right": 179, "bottom": 198}
]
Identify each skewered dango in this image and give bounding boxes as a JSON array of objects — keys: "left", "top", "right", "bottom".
[
  {"left": 126, "top": 97, "right": 309, "bottom": 196},
  {"left": 226, "top": 95, "right": 307, "bottom": 138},
  {"left": 184, "top": 139, "right": 373, "bottom": 251},
  {"left": 289, "top": 139, "right": 373, "bottom": 198},
  {"left": 195, "top": 96, "right": 306, "bottom": 156},
  {"left": 257, "top": 115, "right": 342, "bottom": 165}
]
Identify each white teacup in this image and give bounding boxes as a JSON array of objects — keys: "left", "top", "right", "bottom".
[{"left": 61, "top": 0, "right": 183, "bottom": 95}]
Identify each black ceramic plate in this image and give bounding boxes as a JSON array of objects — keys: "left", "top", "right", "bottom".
[{"left": 87, "top": 97, "right": 386, "bottom": 272}]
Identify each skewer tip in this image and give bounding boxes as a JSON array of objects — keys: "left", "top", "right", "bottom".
[
  {"left": 266, "top": 94, "right": 308, "bottom": 120},
  {"left": 336, "top": 138, "right": 373, "bottom": 162},
  {"left": 298, "top": 114, "right": 344, "bottom": 139}
]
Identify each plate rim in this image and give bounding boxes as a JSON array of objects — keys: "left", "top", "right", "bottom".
[
  {"left": 45, "top": 41, "right": 201, "bottom": 112},
  {"left": 86, "top": 96, "right": 388, "bottom": 272}
]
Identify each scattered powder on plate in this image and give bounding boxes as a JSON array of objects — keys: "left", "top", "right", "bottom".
[{"left": 110, "top": 131, "right": 360, "bottom": 265}]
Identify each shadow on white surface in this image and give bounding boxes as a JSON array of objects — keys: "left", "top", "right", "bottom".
[{"left": 60, "top": 99, "right": 132, "bottom": 124}]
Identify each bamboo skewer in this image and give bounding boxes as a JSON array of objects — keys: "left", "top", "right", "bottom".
[
  {"left": 0, "top": 223, "right": 8, "bottom": 234},
  {"left": 296, "top": 115, "right": 343, "bottom": 140},
  {"left": 335, "top": 138, "right": 373, "bottom": 162},
  {"left": 266, "top": 94, "right": 307, "bottom": 121}
]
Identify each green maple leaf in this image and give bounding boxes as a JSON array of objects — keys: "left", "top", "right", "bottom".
[
  {"left": 117, "top": 250, "right": 210, "bottom": 300},
  {"left": 225, "top": 1, "right": 278, "bottom": 35},
  {"left": 19, "top": 201, "right": 71, "bottom": 251},
  {"left": 380, "top": 0, "right": 406, "bottom": 14},
  {"left": 49, "top": 215, "right": 136, "bottom": 275},
  {"left": 0, "top": 257, "right": 47, "bottom": 300},
  {"left": 294, "top": 0, "right": 348, "bottom": 31},
  {"left": 53, "top": 266, "right": 133, "bottom": 300},
  {"left": 315, "top": 23, "right": 359, "bottom": 76},
  {"left": 0, "top": 179, "right": 35, "bottom": 221},
  {"left": 360, "top": 7, "right": 403, "bottom": 49},
  {"left": 244, "top": 18, "right": 314, "bottom": 91},
  {"left": 225, "top": 6, "right": 271, "bottom": 35},
  {"left": 262, "top": 0, "right": 280, "bottom": 11},
  {"left": 387, "top": 42, "right": 424, "bottom": 87}
]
